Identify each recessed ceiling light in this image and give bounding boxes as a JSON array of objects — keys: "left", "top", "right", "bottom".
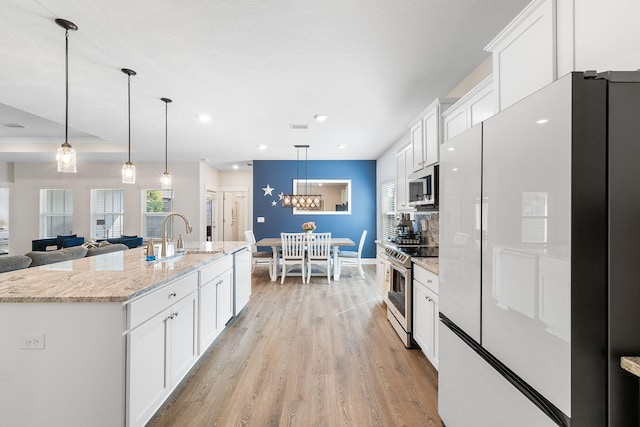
[
  {"left": 337, "top": 144, "right": 346, "bottom": 149},
  {"left": 452, "top": 168, "right": 459, "bottom": 172},
  {"left": 258, "top": 144, "right": 267, "bottom": 150},
  {"left": 314, "top": 114, "right": 328, "bottom": 122},
  {"left": 290, "top": 124, "right": 309, "bottom": 129},
  {"left": 232, "top": 164, "right": 239, "bottom": 170},
  {"left": 447, "top": 147, "right": 455, "bottom": 151},
  {"left": 537, "top": 118, "right": 549, "bottom": 124},
  {"left": 199, "top": 114, "right": 212, "bottom": 123}
]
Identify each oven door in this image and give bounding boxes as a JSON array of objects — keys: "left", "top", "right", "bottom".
[{"left": 386, "top": 262, "right": 411, "bottom": 331}]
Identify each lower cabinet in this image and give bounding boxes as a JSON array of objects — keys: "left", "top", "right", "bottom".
[
  {"left": 413, "top": 265, "right": 439, "bottom": 369},
  {"left": 127, "top": 273, "right": 199, "bottom": 427},
  {"left": 199, "top": 256, "right": 234, "bottom": 353},
  {"left": 376, "top": 245, "right": 390, "bottom": 298}
]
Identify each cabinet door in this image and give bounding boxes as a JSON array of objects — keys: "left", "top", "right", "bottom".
[
  {"left": 396, "top": 147, "right": 409, "bottom": 210},
  {"left": 217, "top": 270, "right": 233, "bottom": 329},
  {"left": 376, "top": 250, "right": 387, "bottom": 298},
  {"left": 429, "top": 289, "right": 439, "bottom": 370},
  {"left": 411, "top": 120, "right": 424, "bottom": 172},
  {"left": 423, "top": 108, "right": 439, "bottom": 166},
  {"left": 413, "top": 281, "right": 429, "bottom": 353},
  {"left": 128, "top": 308, "right": 171, "bottom": 427},
  {"left": 234, "top": 248, "right": 251, "bottom": 315},
  {"left": 199, "top": 278, "right": 220, "bottom": 353},
  {"left": 169, "top": 292, "right": 198, "bottom": 387}
]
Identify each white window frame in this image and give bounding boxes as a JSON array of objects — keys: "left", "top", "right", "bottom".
[
  {"left": 381, "top": 181, "right": 396, "bottom": 242},
  {"left": 91, "top": 189, "right": 124, "bottom": 239},
  {"left": 40, "top": 189, "right": 73, "bottom": 238},
  {"left": 142, "top": 189, "right": 174, "bottom": 239}
]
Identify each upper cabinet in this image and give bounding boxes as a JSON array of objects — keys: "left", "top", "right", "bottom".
[
  {"left": 485, "top": 0, "right": 640, "bottom": 112},
  {"left": 409, "top": 98, "right": 457, "bottom": 176},
  {"left": 442, "top": 76, "right": 494, "bottom": 142},
  {"left": 396, "top": 143, "right": 411, "bottom": 211},
  {"left": 485, "top": 0, "right": 556, "bottom": 111}
]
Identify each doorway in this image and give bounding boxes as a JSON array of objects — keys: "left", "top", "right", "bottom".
[
  {"left": 222, "top": 191, "right": 247, "bottom": 241},
  {"left": 205, "top": 190, "right": 217, "bottom": 241}
]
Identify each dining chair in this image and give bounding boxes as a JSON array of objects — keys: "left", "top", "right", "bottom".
[
  {"left": 280, "top": 232, "right": 306, "bottom": 284},
  {"left": 244, "top": 230, "right": 274, "bottom": 275},
  {"left": 338, "top": 229, "right": 367, "bottom": 278},
  {"left": 306, "top": 232, "right": 332, "bottom": 284}
]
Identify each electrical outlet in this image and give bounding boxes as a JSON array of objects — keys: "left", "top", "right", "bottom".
[{"left": 20, "top": 335, "right": 45, "bottom": 350}]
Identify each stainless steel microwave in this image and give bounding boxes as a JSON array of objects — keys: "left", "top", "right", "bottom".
[{"left": 408, "top": 165, "right": 438, "bottom": 208}]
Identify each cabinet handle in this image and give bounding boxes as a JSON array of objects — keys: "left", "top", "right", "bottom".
[
  {"left": 168, "top": 314, "right": 174, "bottom": 320},
  {"left": 167, "top": 312, "right": 179, "bottom": 320},
  {"left": 168, "top": 292, "right": 177, "bottom": 298},
  {"left": 216, "top": 280, "right": 224, "bottom": 286},
  {"left": 427, "top": 279, "right": 433, "bottom": 283}
]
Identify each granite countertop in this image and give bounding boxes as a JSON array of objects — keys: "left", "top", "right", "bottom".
[
  {"left": 412, "top": 257, "right": 439, "bottom": 275},
  {"left": 621, "top": 357, "right": 640, "bottom": 378},
  {"left": 0, "top": 241, "right": 248, "bottom": 303}
]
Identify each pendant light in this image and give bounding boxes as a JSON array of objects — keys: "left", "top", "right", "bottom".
[
  {"left": 281, "top": 145, "right": 322, "bottom": 209},
  {"left": 160, "top": 97, "right": 172, "bottom": 189},
  {"left": 121, "top": 68, "right": 136, "bottom": 184},
  {"left": 55, "top": 18, "right": 78, "bottom": 173}
]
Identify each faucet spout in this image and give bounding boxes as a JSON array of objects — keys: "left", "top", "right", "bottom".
[{"left": 161, "top": 212, "right": 193, "bottom": 257}]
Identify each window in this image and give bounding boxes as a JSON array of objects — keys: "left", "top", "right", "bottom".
[
  {"left": 143, "top": 189, "right": 173, "bottom": 239},
  {"left": 521, "top": 192, "right": 548, "bottom": 243},
  {"left": 381, "top": 181, "right": 396, "bottom": 242},
  {"left": 40, "top": 189, "right": 73, "bottom": 238},
  {"left": 91, "top": 189, "right": 124, "bottom": 239}
]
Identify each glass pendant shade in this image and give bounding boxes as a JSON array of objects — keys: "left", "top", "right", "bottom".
[
  {"left": 56, "top": 142, "right": 76, "bottom": 173},
  {"left": 161, "top": 172, "right": 172, "bottom": 189},
  {"left": 121, "top": 162, "right": 136, "bottom": 184}
]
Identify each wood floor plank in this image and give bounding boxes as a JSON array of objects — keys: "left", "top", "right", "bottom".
[{"left": 148, "top": 265, "right": 442, "bottom": 427}]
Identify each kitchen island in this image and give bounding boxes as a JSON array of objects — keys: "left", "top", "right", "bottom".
[{"left": 0, "top": 241, "right": 251, "bottom": 427}]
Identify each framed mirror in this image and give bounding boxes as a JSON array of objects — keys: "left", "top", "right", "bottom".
[{"left": 292, "top": 179, "right": 351, "bottom": 215}]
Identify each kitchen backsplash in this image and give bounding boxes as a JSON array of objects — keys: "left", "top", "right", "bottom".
[{"left": 415, "top": 212, "right": 439, "bottom": 246}]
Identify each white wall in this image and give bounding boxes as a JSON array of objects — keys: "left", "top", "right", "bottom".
[{"left": 10, "top": 161, "right": 204, "bottom": 255}]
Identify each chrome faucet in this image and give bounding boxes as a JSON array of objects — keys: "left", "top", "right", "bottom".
[{"left": 161, "top": 212, "right": 193, "bottom": 257}]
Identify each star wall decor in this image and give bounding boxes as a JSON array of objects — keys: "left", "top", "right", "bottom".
[
  {"left": 278, "top": 192, "right": 284, "bottom": 200},
  {"left": 271, "top": 200, "right": 278, "bottom": 206},
  {"left": 262, "top": 184, "right": 274, "bottom": 196}
]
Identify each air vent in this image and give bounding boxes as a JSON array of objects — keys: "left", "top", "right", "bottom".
[
  {"left": 289, "top": 124, "right": 309, "bottom": 130},
  {"left": 3, "top": 123, "right": 25, "bottom": 128}
]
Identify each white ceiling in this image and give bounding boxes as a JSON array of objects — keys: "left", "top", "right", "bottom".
[{"left": 0, "top": 0, "right": 528, "bottom": 170}]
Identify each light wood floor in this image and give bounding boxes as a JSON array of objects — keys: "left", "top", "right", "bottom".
[{"left": 148, "top": 265, "right": 442, "bottom": 427}]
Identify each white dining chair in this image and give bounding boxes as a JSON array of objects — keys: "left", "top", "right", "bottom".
[
  {"left": 244, "top": 230, "right": 274, "bottom": 275},
  {"left": 338, "top": 229, "right": 367, "bottom": 278},
  {"left": 306, "top": 232, "right": 332, "bottom": 284},
  {"left": 280, "top": 232, "right": 306, "bottom": 284}
]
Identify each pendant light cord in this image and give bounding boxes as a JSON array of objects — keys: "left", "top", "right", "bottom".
[
  {"left": 164, "top": 101, "right": 168, "bottom": 173},
  {"left": 64, "top": 29, "right": 69, "bottom": 145},
  {"left": 127, "top": 74, "right": 131, "bottom": 163}
]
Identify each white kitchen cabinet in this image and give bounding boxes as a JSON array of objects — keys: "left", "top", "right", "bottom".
[
  {"left": 127, "top": 272, "right": 199, "bottom": 427},
  {"left": 396, "top": 144, "right": 411, "bottom": 211},
  {"left": 413, "top": 264, "right": 439, "bottom": 369},
  {"left": 233, "top": 246, "right": 251, "bottom": 315},
  {"left": 409, "top": 98, "right": 457, "bottom": 175},
  {"left": 442, "top": 76, "right": 494, "bottom": 142},
  {"left": 199, "top": 256, "right": 234, "bottom": 353},
  {"left": 376, "top": 245, "right": 390, "bottom": 298},
  {"left": 485, "top": 0, "right": 556, "bottom": 111}
]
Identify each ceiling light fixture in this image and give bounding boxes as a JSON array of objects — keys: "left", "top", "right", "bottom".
[
  {"left": 281, "top": 144, "right": 322, "bottom": 210},
  {"left": 258, "top": 144, "right": 267, "bottom": 150},
  {"left": 232, "top": 164, "right": 239, "bottom": 170},
  {"left": 55, "top": 18, "right": 78, "bottom": 173},
  {"left": 198, "top": 114, "right": 212, "bottom": 123},
  {"left": 121, "top": 68, "right": 137, "bottom": 184},
  {"left": 160, "top": 98, "right": 173, "bottom": 189},
  {"left": 314, "top": 114, "right": 328, "bottom": 122},
  {"left": 337, "top": 144, "right": 346, "bottom": 149}
]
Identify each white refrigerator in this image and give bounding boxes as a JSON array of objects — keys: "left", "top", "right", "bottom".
[{"left": 439, "top": 71, "right": 640, "bottom": 426}]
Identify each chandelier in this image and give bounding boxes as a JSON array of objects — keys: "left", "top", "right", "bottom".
[{"left": 281, "top": 145, "right": 322, "bottom": 209}]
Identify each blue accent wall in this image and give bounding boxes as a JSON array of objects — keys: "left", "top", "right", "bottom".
[{"left": 252, "top": 160, "right": 377, "bottom": 258}]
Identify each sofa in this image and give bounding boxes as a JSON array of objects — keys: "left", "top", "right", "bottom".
[
  {"left": 97, "top": 235, "right": 143, "bottom": 249},
  {"left": 31, "top": 235, "right": 85, "bottom": 251},
  {"left": 0, "top": 242, "right": 131, "bottom": 273}
]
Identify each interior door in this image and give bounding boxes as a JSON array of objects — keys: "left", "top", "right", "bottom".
[{"left": 205, "top": 191, "right": 217, "bottom": 241}]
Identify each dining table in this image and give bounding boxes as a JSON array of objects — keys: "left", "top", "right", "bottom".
[{"left": 255, "top": 236, "right": 355, "bottom": 282}]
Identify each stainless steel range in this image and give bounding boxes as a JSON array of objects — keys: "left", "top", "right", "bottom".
[{"left": 384, "top": 245, "right": 416, "bottom": 348}]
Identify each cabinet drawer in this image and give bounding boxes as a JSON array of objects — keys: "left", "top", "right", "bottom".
[
  {"left": 200, "top": 256, "right": 233, "bottom": 286},
  {"left": 414, "top": 265, "right": 439, "bottom": 294},
  {"left": 128, "top": 272, "right": 198, "bottom": 329}
]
